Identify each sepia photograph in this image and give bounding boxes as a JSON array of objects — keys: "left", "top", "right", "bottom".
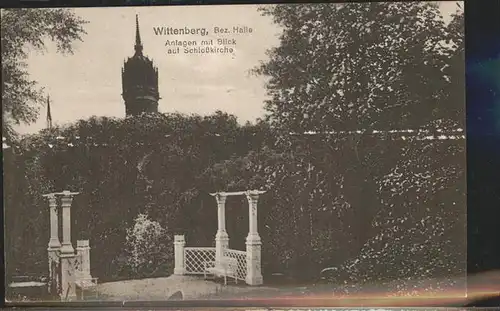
[{"left": 2, "top": 2, "right": 466, "bottom": 304}]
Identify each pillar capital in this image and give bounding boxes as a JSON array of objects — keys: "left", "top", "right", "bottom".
[
  {"left": 210, "top": 192, "right": 227, "bottom": 205},
  {"left": 48, "top": 198, "right": 57, "bottom": 208},
  {"left": 174, "top": 234, "right": 186, "bottom": 244},
  {"left": 61, "top": 196, "right": 73, "bottom": 207},
  {"left": 245, "top": 190, "right": 266, "bottom": 204},
  {"left": 42, "top": 193, "right": 58, "bottom": 206},
  {"left": 60, "top": 191, "right": 79, "bottom": 206}
]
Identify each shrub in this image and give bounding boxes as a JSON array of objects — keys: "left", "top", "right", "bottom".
[{"left": 124, "top": 213, "right": 173, "bottom": 279}]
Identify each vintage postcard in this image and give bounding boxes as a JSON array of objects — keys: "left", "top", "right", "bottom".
[{"left": 2, "top": 2, "right": 466, "bottom": 305}]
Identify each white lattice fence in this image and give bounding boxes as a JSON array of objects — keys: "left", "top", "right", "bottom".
[
  {"left": 223, "top": 249, "right": 247, "bottom": 281},
  {"left": 184, "top": 247, "right": 216, "bottom": 274}
]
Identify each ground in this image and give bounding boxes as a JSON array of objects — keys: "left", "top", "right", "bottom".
[
  {"left": 95, "top": 275, "right": 281, "bottom": 300},
  {"left": 7, "top": 274, "right": 472, "bottom": 305},
  {"left": 93, "top": 274, "right": 471, "bottom": 306}
]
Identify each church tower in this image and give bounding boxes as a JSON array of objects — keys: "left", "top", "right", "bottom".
[{"left": 122, "top": 15, "right": 160, "bottom": 116}]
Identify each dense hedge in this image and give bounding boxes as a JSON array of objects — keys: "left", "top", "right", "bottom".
[{"left": 4, "top": 112, "right": 465, "bottom": 291}]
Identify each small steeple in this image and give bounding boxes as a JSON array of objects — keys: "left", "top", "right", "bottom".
[
  {"left": 134, "top": 14, "right": 143, "bottom": 56},
  {"left": 46, "top": 95, "right": 53, "bottom": 129}
]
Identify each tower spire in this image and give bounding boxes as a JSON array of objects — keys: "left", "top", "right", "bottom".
[
  {"left": 46, "top": 95, "right": 53, "bottom": 129},
  {"left": 123, "top": 14, "right": 159, "bottom": 116},
  {"left": 134, "top": 14, "right": 143, "bottom": 56}
]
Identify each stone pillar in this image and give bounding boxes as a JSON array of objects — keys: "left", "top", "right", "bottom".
[
  {"left": 59, "top": 191, "right": 79, "bottom": 301},
  {"left": 43, "top": 193, "right": 61, "bottom": 296},
  {"left": 60, "top": 192, "right": 76, "bottom": 254},
  {"left": 214, "top": 193, "right": 229, "bottom": 268},
  {"left": 76, "top": 240, "right": 92, "bottom": 281},
  {"left": 47, "top": 194, "right": 61, "bottom": 249},
  {"left": 174, "top": 235, "right": 186, "bottom": 275},
  {"left": 245, "top": 191, "right": 264, "bottom": 286}
]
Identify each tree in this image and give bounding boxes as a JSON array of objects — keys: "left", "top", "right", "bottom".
[
  {"left": 1, "top": 8, "right": 87, "bottom": 141},
  {"left": 254, "top": 2, "right": 461, "bottom": 133},
  {"left": 254, "top": 2, "right": 466, "bottom": 291}
]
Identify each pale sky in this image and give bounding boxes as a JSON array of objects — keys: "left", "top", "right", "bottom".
[{"left": 17, "top": 2, "right": 461, "bottom": 135}]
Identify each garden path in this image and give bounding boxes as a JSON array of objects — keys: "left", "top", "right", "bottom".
[{"left": 95, "top": 275, "right": 280, "bottom": 301}]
